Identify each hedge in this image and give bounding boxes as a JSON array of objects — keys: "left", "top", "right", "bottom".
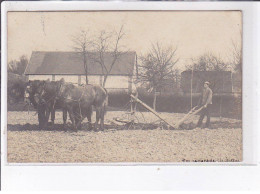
[
  {"left": 8, "top": 91, "right": 242, "bottom": 120},
  {"left": 108, "top": 91, "right": 242, "bottom": 119}
]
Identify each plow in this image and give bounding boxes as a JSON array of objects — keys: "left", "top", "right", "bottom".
[{"left": 113, "top": 94, "right": 204, "bottom": 130}]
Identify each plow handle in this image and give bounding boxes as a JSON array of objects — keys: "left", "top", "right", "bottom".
[{"left": 174, "top": 106, "right": 204, "bottom": 129}]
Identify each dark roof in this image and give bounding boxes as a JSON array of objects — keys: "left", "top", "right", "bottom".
[{"left": 25, "top": 51, "right": 136, "bottom": 76}]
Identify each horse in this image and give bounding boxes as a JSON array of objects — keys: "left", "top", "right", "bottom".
[
  {"left": 7, "top": 79, "right": 48, "bottom": 129},
  {"left": 25, "top": 79, "right": 69, "bottom": 130},
  {"left": 29, "top": 79, "right": 95, "bottom": 131},
  {"left": 9, "top": 78, "right": 107, "bottom": 131},
  {"left": 57, "top": 82, "right": 108, "bottom": 131}
]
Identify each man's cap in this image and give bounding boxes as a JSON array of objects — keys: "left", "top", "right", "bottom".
[{"left": 204, "top": 81, "right": 210, "bottom": 85}]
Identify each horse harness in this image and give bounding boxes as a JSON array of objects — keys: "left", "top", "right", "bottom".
[
  {"left": 57, "top": 83, "right": 87, "bottom": 120},
  {"left": 29, "top": 82, "right": 87, "bottom": 120}
]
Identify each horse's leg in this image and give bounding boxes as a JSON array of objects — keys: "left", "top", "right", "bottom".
[
  {"left": 38, "top": 105, "right": 45, "bottom": 130},
  {"left": 86, "top": 106, "right": 93, "bottom": 130},
  {"left": 63, "top": 109, "right": 67, "bottom": 128},
  {"left": 68, "top": 107, "right": 76, "bottom": 131},
  {"left": 78, "top": 120, "right": 82, "bottom": 130},
  {"left": 95, "top": 107, "right": 101, "bottom": 131},
  {"left": 74, "top": 106, "right": 83, "bottom": 131},
  {"left": 37, "top": 110, "right": 43, "bottom": 130},
  {"left": 43, "top": 107, "right": 51, "bottom": 129},
  {"left": 75, "top": 116, "right": 82, "bottom": 131},
  {"left": 100, "top": 106, "right": 105, "bottom": 131},
  {"left": 51, "top": 108, "right": 55, "bottom": 125}
]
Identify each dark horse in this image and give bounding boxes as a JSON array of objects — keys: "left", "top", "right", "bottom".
[
  {"left": 9, "top": 78, "right": 108, "bottom": 131},
  {"left": 8, "top": 79, "right": 67, "bottom": 129},
  {"left": 8, "top": 79, "right": 51, "bottom": 129},
  {"left": 25, "top": 79, "right": 68, "bottom": 130},
  {"left": 57, "top": 82, "right": 108, "bottom": 131},
  {"left": 26, "top": 79, "right": 108, "bottom": 131},
  {"left": 27, "top": 79, "right": 90, "bottom": 130}
]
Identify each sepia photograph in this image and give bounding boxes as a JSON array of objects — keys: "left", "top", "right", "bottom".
[{"left": 7, "top": 11, "right": 242, "bottom": 163}]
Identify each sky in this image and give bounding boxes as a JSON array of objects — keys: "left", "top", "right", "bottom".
[{"left": 8, "top": 11, "right": 242, "bottom": 69}]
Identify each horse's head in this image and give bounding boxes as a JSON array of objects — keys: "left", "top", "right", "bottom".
[
  {"left": 34, "top": 81, "right": 47, "bottom": 105},
  {"left": 25, "top": 80, "right": 46, "bottom": 105},
  {"left": 56, "top": 78, "right": 68, "bottom": 100}
]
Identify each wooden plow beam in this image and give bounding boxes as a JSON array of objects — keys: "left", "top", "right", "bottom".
[
  {"left": 130, "top": 94, "right": 204, "bottom": 129},
  {"left": 130, "top": 94, "right": 175, "bottom": 128}
]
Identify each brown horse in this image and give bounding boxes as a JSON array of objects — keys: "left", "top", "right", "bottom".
[{"left": 57, "top": 82, "right": 108, "bottom": 131}]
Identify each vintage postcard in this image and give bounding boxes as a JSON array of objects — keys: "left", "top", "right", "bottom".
[{"left": 7, "top": 11, "right": 242, "bottom": 163}]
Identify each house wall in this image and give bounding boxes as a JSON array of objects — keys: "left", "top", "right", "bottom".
[
  {"left": 81, "top": 75, "right": 101, "bottom": 85},
  {"left": 55, "top": 75, "right": 78, "bottom": 85},
  {"left": 28, "top": 75, "right": 79, "bottom": 85},
  {"left": 81, "top": 75, "right": 129, "bottom": 89},
  {"left": 28, "top": 75, "right": 52, "bottom": 81},
  {"left": 105, "top": 76, "right": 129, "bottom": 89}
]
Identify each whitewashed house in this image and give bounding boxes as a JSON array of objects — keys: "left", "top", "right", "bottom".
[{"left": 24, "top": 51, "right": 137, "bottom": 93}]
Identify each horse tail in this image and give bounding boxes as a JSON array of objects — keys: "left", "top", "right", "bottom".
[
  {"left": 102, "top": 88, "right": 108, "bottom": 115},
  {"left": 92, "top": 85, "right": 108, "bottom": 114}
]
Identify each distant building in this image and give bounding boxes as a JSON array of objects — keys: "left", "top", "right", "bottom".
[
  {"left": 231, "top": 72, "right": 242, "bottom": 93},
  {"left": 24, "top": 51, "right": 137, "bottom": 92},
  {"left": 181, "top": 71, "right": 234, "bottom": 94}
]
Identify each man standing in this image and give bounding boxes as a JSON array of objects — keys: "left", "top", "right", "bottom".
[{"left": 196, "top": 81, "right": 213, "bottom": 128}]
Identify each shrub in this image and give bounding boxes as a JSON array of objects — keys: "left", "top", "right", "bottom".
[{"left": 107, "top": 91, "right": 242, "bottom": 119}]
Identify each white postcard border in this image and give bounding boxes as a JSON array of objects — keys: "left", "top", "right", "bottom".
[{"left": 1, "top": 1, "right": 260, "bottom": 190}]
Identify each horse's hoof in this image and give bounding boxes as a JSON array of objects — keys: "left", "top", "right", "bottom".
[
  {"left": 88, "top": 124, "right": 93, "bottom": 131},
  {"left": 63, "top": 126, "right": 68, "bottom": 132},
  {"left": 39, "top": 125, "right": 46, "bottom": 130}
]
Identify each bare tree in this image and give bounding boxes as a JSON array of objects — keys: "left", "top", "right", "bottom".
[
  {"left": 186, "top": 52, "right": 229, "bottom": 71},
  {"left": 92, "top": 25, "right": 126, "bottom": 87},
  {"left": 8, "top": 55, "right": 28, "bottom": 75},
  {"left": 71, "top": 30, "right": 92, "bottom": 84},
  {"left": 231, "top": 40, "right": 242, "bottom": 73},
  {"left": 137, "top": 42, "right": 179, "bottom": 111}
]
